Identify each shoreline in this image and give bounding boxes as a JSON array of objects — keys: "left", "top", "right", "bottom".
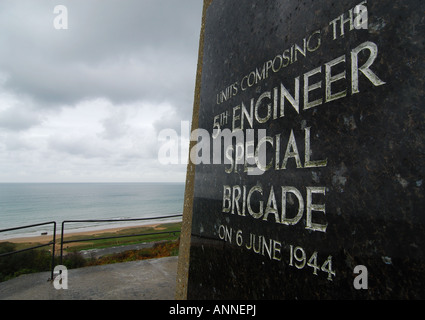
[{"left": 0, "top": 220, "right": 181, "bottom": 245}]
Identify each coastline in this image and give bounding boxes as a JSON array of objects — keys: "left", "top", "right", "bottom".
[{"left": 0, "top": 221, "right": 180, "bottom": 245}]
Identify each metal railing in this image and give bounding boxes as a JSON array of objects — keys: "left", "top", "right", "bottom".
[
  {"left": 0, "top": 214, "right": 182, "bottom": 281},
  {"left": 0, "top": 221, "right": 57, "bottom": 280},
  {"left": 59, "top": 214, "right": 182, "bottom": 263}
]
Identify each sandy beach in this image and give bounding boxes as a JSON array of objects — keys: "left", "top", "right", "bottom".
[{"left": 0, "top": 223, "right": 169, "bottom": 245}]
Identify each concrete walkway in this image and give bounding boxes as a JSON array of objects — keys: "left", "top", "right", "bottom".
[{"left": 0, "top": 256, "right": 178, "bottom": 300}]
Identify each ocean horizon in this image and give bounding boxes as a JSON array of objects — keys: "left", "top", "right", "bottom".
[{"left": 0, "top": 182, "right": 185, "bottom": 240}]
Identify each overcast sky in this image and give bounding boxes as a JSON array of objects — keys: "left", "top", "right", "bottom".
[{"left": 0, "top": 0, "right": 203, "bottom": 183}]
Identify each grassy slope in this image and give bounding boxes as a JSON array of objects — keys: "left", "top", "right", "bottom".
[{"left": 0, "top": 222, "right": 182, "bottom": 281}]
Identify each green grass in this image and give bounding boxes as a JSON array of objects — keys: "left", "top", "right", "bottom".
[{"left": 62, "top": 222, "right": 181, "bottom": 252}]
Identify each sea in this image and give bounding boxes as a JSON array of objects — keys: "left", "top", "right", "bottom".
[{"left": 0, "top": 182, "right": 185, "bottom": 240}]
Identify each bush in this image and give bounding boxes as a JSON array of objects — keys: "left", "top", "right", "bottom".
[
  {"left": 86, "top": 239, "right": 180, "bottom": 266},
  {"left": 0, "top": 242, "right": 52, "bottom": 282},
  {"left": 62, "top": 252, "right": 86, "bottom": 269}
]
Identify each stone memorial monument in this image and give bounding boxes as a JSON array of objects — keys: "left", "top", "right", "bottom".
[{"left": 176, "top": 0, "right": 425, "bottom": 299}]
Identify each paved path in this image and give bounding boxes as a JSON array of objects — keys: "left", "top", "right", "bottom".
[
  {"left": 0, "top": 256, "right": 178, "bottom": 300},
  {"left": 78, "top": 242, "right": 159, "bottom": 259}
]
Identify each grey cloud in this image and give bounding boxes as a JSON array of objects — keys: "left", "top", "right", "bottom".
[
  {"left": 48, "top": 136, "right": 107, "bottom": 159},
  {"left": 0, "top": 0, "right": 202, "bottom": 109},
  {"left": 100, "top": 113, "right": 129, "bottom": 140},
  {"left": 0, "top": 0, "right": 202, "bottom": 182},
  {"left": 0, "top": 106, "right": 42, "bottom": 131},
  {"left": 1, "top": 134, "right": 36, "bottom": 151}
]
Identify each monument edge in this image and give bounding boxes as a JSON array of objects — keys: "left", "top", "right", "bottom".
[{"left": 174, "top": 0, "right": 213, "bottom": 300}]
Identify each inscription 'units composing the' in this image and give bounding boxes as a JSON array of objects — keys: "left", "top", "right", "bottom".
[{"left": 215, "top": 41, "right": 385, "bottom": 133}]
